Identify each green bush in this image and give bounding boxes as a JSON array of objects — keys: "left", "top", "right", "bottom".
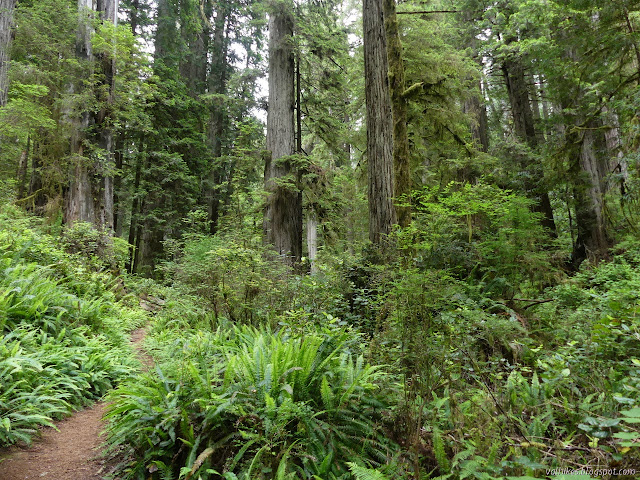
[
  {"left": 161, "top": 234, "right": 293, "bottom": 324},
  {"left": 61, "top": 221, "right": 130, "bottom": 272},
  {"left": 0, "top": 325, "right": 136, "bottom": 446},
  {"left": 398, "top": 182, "right": 555, "bottom": 291}
]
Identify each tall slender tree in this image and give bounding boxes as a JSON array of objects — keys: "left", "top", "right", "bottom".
[
  {"left": 206, "top": 0, "right": 230, "bottom": 234},
  {"left": 501, "top": 51, "right": 556, "bottom": 235}
]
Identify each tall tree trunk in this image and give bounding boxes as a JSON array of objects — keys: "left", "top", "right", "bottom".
[
  {"left": 207, "top": 1, "right": 228, "bottom": 234},
  {"left": 0, "top": 0, "right": 15, "bottom": 107},
  {"left": 96, "top": 0, "right": 118, "bottom": 230},
  {"left": 113, "top": 135, "right": 124, "bottom": 236},
  {"left": 65, "top": 0, "right": 96, "bottom": 225},
  {"left": 125, "top": 147, "right": 143, "bottom": 273},
  {"left": 129, "top": 0, "right": 140, "bottom": 35},
  {"left": 502, "top": 57, "right": 556, "bottom": 236},
  {"left": 307, "top": 212, "right": 318, "bottom": 274},
  {"left": 383, "top": 0, "right": 410, "bottom": 227},
  {"left": 569, "top": 125, "right": 611, "bottom": 267},
  {"left": 180, "top": 0, "right": 208, "bottom": 94},
  {"left": 364, "top": 0, "right": 396, "bottom": 244},
  {"left": 540, "top": 76, "right": 551, "bottom": 136},
  {"left": 603, "top": 109, "right": 628, "bottom": 195},
  {"left": 16, "top": 135, "right": 29, "bottom": 200},
  {"left": 462, "top": 85, "right": 489, "bottom": 153},
  {"left": 27, "top": 138, "right": 46, "bottom": 213},
  {"left": 155, "top": 0, "right": 178, "bottom": 67},
  {"left": 264, "top": 3, "right": 302, "bottom": 264},
  {"left": 65, "top": 0, "right": 118, "bottom": 229}
]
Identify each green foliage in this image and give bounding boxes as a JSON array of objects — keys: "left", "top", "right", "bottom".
[
  {"left": 0, "top": 206, "right": 144, "bottom": 447},
  {"left": 399, "top": 182, "right": 554, "bottom": 291},
  {"left": 105, "top": 324, "right": 397, "bottom": 479},
  {"left": 0, "top": 326, "right": 135, "bottom": 446},
  {"left": 347, "top": 463, "right": 390, "bottom": 480},
  {"left": 162, "top": 233, "right": 288, "bottom": 323},
  {"left": 61, "top": 221, "right": 129, "bottom": 272}
]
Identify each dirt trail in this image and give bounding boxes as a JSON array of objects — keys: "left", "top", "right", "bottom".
[{"left": 0, "top": 326, "right": 150, "bottom": 480}]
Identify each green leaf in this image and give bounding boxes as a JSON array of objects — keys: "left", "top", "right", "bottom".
[
  {"left": 613, "top": 432, "right": 640, "bottom": 440},
  {"left": 620, "top": 407, "right": 640, "bottom": 417}
]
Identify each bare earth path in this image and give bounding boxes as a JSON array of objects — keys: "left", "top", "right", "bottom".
[{"left": 0, "top": 326, "right": 150, "bottom": 480}]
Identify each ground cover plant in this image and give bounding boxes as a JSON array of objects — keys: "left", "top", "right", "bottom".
[
  {"left": 0, "top": 207, "right": 145, "bottom": 447},
  {"left": 104, "top": 322, "right": 398, "bottom": 479}
]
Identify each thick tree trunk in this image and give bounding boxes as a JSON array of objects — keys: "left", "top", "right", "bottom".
[
  {"left": 502, "top": 58, "right": 556, "bottom": 236},
  {"left": 502, "top": 59, "right": 537, "bottom": 146},
  {"left": 264, "top": 4, "right": 302, "bottom": 264},
  {"left": 383, "top": 0, "right": 410, "bottom": 227},
  {"left": 66, "top": 146, "right": 97, "bottom": 225},
  {"left": 463, "top": 87, "right": 489, "bottom": 154},
  {"left": 155, "top": 0, "right": 178, "bottom": 67},
  {"left": 570, "top": 126, "right": 611, "bottom": 267},
  {"left": 180, "top": 0, "right": 209, "bottom": 95},
  {"left": 604, "top": 109, "right": 628, "bottom": 196},
  {"left": 65, "top": 0, "right": 118, "bottom": 229},
  {"left": 364, "top": 0, "right": 396, "bottom": 244},
  {"left": 0, "top": 0, "right": 15, "bottom": 107},
  {"left": 96, "top": 0, "right": 118, "bottom": 230},
  {"left": 65, "top": 0, "right": 94, "bottom": 225}
]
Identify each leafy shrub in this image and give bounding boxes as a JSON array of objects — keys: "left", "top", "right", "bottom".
[
  {"left": 0, "top": 325, "right": 136, "bottom": 446},
  {"left": 398, "top": 182, "right": 555, "bottom": 291},
  {"left": 161, "top": 234, "right": 294, "bottom": 324},
  {"left": 61, "top": 221, "right": 130, "bottom": 272}
]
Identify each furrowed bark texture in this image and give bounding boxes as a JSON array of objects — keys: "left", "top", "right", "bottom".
[
  {"left": 207, "top": 2, "right": 229, "bottom": 234},
  {"left": 383, "top": 0, "right": 410, "bottom": 227},
  {"left": 569, "top": 125, "right": 611, "bottom": 267},
  {"left": 65, "top": 0, "right": 97, "bottom": 226},
  {"left": 0, "top": 0, "right": 16, "bottom": 107},
  {"left": 65, "top": 0, "right": 118, "bottom": 230},
  {"left": 264, "top": 5, "right": 302, "bottom": 264},
  {"left": 364, "top": 0, "right": 396, "bottom": 244}
]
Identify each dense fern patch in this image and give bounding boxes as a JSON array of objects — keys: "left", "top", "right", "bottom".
[
  {"left": 0, "top": 208, "right": 145, "bottom": 446},
  {"left": 105, "top": 324, "right": 397, "bottom": 480}
]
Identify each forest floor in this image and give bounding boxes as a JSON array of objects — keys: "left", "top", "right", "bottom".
[{"left": 0, "top": 326, "right": 151, "bottom": 480}]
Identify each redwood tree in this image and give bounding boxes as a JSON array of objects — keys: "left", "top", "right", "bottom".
[
  {"left": 264, "top": 1, "right": 302, "bottom": 264},
  {"left": 364, "top": 0, "right": 396, "bottom": 244},
  {"left": 65, "top": 0, "right": 119, "bottom": 228},
  {"left": 383, "top": 0, "right": 411, "bottom": 228},
  {"left": 0, "top": 0, "right": 16, "bottom": 107}
]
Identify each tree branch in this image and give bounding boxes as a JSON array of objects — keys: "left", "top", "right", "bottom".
[{"left": 397, "top": 10, "right": 458, "bottom": 15}]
